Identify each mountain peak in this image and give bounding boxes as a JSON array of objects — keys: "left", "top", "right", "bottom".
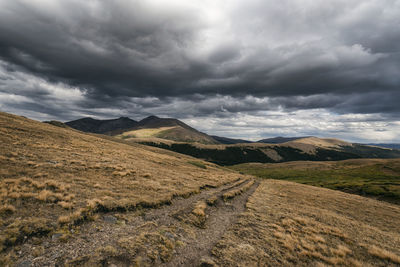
[
  {"left": 65, "top": 116, "right": 137, "bottom": 134},
  {"left": 141, "top": 115, "right": 160, "bottom": 121}
]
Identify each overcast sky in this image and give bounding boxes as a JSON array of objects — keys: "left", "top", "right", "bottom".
[{"left": 1, "top": 0, "right": 400, "bottom": 142}]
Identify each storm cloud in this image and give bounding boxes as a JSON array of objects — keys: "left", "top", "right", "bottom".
[{"left": 0, "top": 0, "right": 399, "bottom": 142}]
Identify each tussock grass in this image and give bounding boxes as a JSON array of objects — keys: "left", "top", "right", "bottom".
[
  {"left": 206, "top": 195, "right": 218, "bottom": 206},
  {"left": 117, "top": 225, "right": 178, "bottom": 264},
  {"left": 58, "top": 201, "right": 73, "bottom": 210},
  {"left": 212, "top": 180, "right": 400, "bottom": 266},
  {"left": 222, "top": 179, "right": 255, "bottom": 201},
  {"left": 0, "top": 111, "right": 239, "bottom": 255},
  {"left": 192, "top": 201, "right": 207, "bottom": 217},
  {"left": 368, "top": 245, "right": 400, "bottom": 264}
]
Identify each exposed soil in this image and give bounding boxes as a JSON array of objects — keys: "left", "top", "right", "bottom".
[
  {"left": 15, "top": 178, "right": 259, "bottom": 266},
  {"left": 164, "top": 179, "right": 259, "bottom": 267}
]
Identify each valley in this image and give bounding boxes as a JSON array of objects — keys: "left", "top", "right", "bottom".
[{"left": 231, "top": 159, "right": 400, "bottom": 204}]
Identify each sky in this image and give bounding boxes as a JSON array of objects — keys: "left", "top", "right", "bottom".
[{"left": 0, "top": 0, "right": 400, "bottom": 142}]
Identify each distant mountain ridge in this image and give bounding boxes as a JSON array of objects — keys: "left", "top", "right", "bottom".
[
  {"left": 258, "top": 136, "right": 311, "bottom": 144},
  {"left": 366, "top": 143, "right": 400, "bottom": 150},
  {"left": 211, "top": 136, "right": 252, "bottom": 144},
  {"left": 65, "top": 115, "right": 218, "bottom": 144},
  {"left": 140, "top": 137, "right": 400, "bottom": 165},
  {"left": 63, "top": 116, "right": 400, "bottom": 159},
  {"left": 65, "top": 117, "right": 138, "bottom": 134}
]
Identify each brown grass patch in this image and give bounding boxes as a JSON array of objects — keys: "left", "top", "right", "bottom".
[
  {"left": 206, "top": 195, "right": 218, "bottom": 206},
  {"left": 368, "top": 245, "right": 400, "bottom": 264},
  {"left": 192, "top": 201, "right": 207, "bottom": 217},
  {"left": 115, "top": 226, "right": 178, "bottom": 264},
  {"left": 222, "top": 179, "right": 254, "bottom": 201},
  {"left": 58, "top": 201, "right": 73, "bottom": 210},
  {"left": 211, "top": 180, "right": 400, "bottom": 266}
]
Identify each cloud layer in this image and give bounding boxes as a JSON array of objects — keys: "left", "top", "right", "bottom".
[{"left": 0, "top": 0, "right": 399, "bottom": 142}]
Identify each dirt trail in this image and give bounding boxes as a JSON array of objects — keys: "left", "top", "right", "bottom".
[
  {"left": 16, "top": 178, "right": 259, "bottom": 266},
  {"left": 163, "top": 179, "right": 260, "bottom": 267}
]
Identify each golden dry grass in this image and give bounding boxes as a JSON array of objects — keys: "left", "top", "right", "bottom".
[
  {"left": 118, "top": 126, "right": 177, "bottom": 138},
  {"left": 192, "top": 201, "right": 207, "bottom": 217},
  {"left": 206, "top": 195, "right": 218, "bottom": 206},
  {"left": 290, "top": 136, "right": 351, "bottom": 148},
  {"left": 0, "top": 112, "right": 239, "bottom": 253},
  {"left": 212, "top": 179, "right": 400, "bottom": 266},
  {"left": 222, "top": 179, "right": 255, "bottom": 201},
  {"left": 368, "top": 245, "right": 400, "bottom": 264}
]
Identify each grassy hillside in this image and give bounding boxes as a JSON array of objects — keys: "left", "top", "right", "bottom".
[
  {"left": 231, "top": 159, "right": 400, "bottom": 204},
  {"left": 117, "top": 125, "right": 218, "bottom": 144},
  {"left": 0, "top": 112, "right": 240, "bottom": 262},
  {"left": 212, "top": 179, "right": 400, "bottom": 266},
  {"left": 137, "top": 140, "right": 400, "bottom": 166},
  {"left": 66, "top": 115, "right": 220, "bottom": 144}
]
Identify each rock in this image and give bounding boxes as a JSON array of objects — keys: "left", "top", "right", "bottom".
[
  {"left": 165, "top": 232, "right": 175, "bottom": 240},
  {"left": 103, "top": 215, "right": 117, "bottom": 223},
  {"left": 52, "top": 233, "right": 63, "bottom": 241}
]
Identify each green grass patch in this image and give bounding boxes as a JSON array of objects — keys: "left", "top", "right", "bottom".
[
  {"left": 230, "top": 160, "right": 400, "bottom": 204},
  {"left": 187, "top": 161, "right": 207, "bottom": 169},
  {"left": 120, "top": 135, "right": 136, "bottom": 139}
]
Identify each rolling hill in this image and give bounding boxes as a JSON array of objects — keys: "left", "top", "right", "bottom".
[
  {"left": 137, "top": 137, "right": 400, "bottom": 165},
  {"left": 1, "top": 111, "right": 400, "bottom": 266},
  {"left": 367, "top": 143, "right": 400, "bottom": 149},
  {"left": 257, "top": 136, "right": 310, "bottom": 143},
  {"left": 116, "top": 116, "right": 218, "bottom": 144},
  {"left": 211, "top": 135, "right": 252, "bottom": 144}
]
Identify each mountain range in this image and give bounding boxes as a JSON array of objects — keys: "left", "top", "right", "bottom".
[
  {"left": 54, "top": 115, "right": 400, "bottom": 165},
  {"left": 63, "top": 115, "right": 218, "bottom": 144}
]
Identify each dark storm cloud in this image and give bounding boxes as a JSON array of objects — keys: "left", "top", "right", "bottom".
[
  {"left": 0, "top": 0, "right": 400, "bottom": 142},
  {"left": 0, "top": 0, "right": 399, "bottom": 108}
]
